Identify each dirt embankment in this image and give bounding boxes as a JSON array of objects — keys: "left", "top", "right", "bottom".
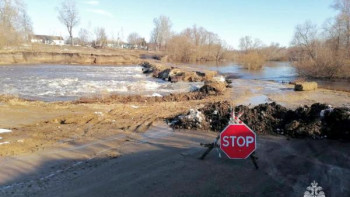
[
  {"left": 0, "top": 51, "right": 142, "bottom": 65},
  {"left": 169, "top": 101, "right": 350, "bottom": 140}
]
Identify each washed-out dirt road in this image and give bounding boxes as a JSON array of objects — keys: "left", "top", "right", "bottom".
[{"left": 1, "top": 122, "right": 349, "bottom": 197}]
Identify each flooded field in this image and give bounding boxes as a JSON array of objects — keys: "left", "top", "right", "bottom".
[
  {"left": 189, "top": 61, "right": 350, "bottom": 91},
  {"left": 0, "top": 65, "right": 203, "bottom": 101},
  {"left": 189, "top": 61, "right": 297, "bottom": 82}
]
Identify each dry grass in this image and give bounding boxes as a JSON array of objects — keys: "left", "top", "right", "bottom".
[
  {"left": 293, "top": 47, "right": 350, "bottom": 79},
  {"left": 237, "top": 51, "right": 266, "bottom": 70}
]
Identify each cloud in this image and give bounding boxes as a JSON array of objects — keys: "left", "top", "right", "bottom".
[
  {"left": 84, "top": 1, "right": 99, "bottom": 5},
  {"left": 87, "top": 9, "right": 114, "bottom": 18}
]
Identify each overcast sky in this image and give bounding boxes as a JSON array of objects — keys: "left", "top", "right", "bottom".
[{"left": 24, "top": 0, "right": 337, "bottom": 48}]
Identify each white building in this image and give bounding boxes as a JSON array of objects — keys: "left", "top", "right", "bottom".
[{"left": 30, "top": 35, "right": 65, "bottom": 45}]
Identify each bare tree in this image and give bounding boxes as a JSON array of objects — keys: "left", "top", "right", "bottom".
[
  {"left": 291, "top": 21, "right": 318, "bottom": 60},
  {"left": 93, "top": 27, "right": 107, "bottom": 48},
  {"left": 239, "top": 36, "right": 263, "bottom": 52},
  {"left": 166, "top": 25, "right": 227, "bottom": 62},
  {"left": 237, "top": 36, "right": 266, "bottom": 70},
  {"left": 127, "top": 32, "right": 141, "bottom": 45},
  {"left": 332, "top": 0, "right": 350, "bottom": 55},
  {"left": 20, "top": 11, "right": 33, "bottom": 41},
  {"left": 0, "top": 0, "right": 32, "bottom": 47},
  {"left": 150, "top": 16, "right": 172, "bottom": 50},
  {"left": 78, "top": 28, "right": 90, "bottom": 46},
  {"left": 57, "top": 0, "right": 79, "bottom": 46},
  {"left": 291, "top": 18, "right": 346, "bottom": 78}
]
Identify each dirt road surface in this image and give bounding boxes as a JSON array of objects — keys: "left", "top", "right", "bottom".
[{"left": 1, "top": 122, "right": 349, "bottom": 197}]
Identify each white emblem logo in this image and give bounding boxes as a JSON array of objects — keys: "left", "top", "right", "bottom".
[{"left": 304, "top": 180, "right": 326, "bottom": 197}]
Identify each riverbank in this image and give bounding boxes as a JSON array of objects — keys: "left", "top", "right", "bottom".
[
  {"left": 0, "top": 51, "right": 140, "bottom": 65},
  {"left": 0, "top": 46, "right": 163, "bottom": 65}
]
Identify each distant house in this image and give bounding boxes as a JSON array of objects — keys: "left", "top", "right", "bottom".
[{"left": 30, "top": 35, "right": 65, "bottom": 45}]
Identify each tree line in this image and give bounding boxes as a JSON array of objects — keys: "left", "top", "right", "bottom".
[
  {"left": 290, "top": 0, "right": 350, "bottom": 79},
  {"left": 0, "top": 0, "right": 32, "bottom": 48},
  {"left": 154, "top": 20, "right": 227, "bottom": 62},
  {"left": 3, "top": 0, "right": 348, "bottom": 79}
]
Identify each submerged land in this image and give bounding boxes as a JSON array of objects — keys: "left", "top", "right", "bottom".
[{"left": 0, "top": 50, "right": 349, "bottom": 196}]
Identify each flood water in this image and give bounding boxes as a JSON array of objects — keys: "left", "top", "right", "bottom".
[
  {"left": 0, "top": 65, "right": 203, "bottom": 102},
  {"left": 190, "top": 61, "right": 350, "bottom": 91},
  {"left": 190, "top": 61, "right": 297, "bottom": 82}
]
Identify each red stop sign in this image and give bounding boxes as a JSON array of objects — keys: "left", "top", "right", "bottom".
[{"left": 220, "top": 124, "right": 256, "bottom": 159}]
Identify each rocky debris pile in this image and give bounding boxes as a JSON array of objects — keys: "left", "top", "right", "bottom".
[
  {"left": 199, "top": 76, "right": 227, "bottom": 95},
  {"left": 141, "top": 61, "right": 228, "bottom": 94},
  {"left": 170, "top": 109, "right": 210, "bottom": 130},
  {"left": 169, "top": 102, "right": 350, "bottom": 140},
  {"left": 169, "top": 101, "right": 231, "bottom": 131},
  {"left": 294, "top": 82, "right": 318, "bottom": 91},
  {"left": 141, "top": 61, "right": 217, "bottom": 82}
]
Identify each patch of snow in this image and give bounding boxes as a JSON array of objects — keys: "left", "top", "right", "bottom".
[
  {"left": 0, "top": 129, "right": 11, "bottom": 134},
  {"left": 94, "top": 112, "right": 104, "bottom": 116},
  {"left": 178, "top": 109, "right": 205, "bottom": 128},
  {"left": 17, "top": 139, "right": 24, "bottom": 143},
  {"left": 320, "top": 105, "right": 333, "bottom": 118},
  {"left": 131, "top": 105, "right": 139, "bottom": 109},
  {"left": 213, "top": 75, "right": 226, "bottom": 82},
  {"left": 0, "top": 141, "right": 9, "bottom": 145},
  {"left": 152, "top": 93, "right": 162, "bottom": 97}
]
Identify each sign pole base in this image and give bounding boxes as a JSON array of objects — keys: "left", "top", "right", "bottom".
[
  {"left": 249, "top": 152, "right": 259, "bottom": 169},
  {"left": 199, "top": 135, "right": 220, "bottom": 160},
  {"left": 199, "top": 138, "right": 259, "bottom": 170}
]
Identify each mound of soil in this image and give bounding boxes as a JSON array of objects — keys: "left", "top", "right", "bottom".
[
  {"left": 169, "top": 102, "right": 350, "bottom": 140},
  {"left": 75, "top": 91, "right": 209, "bottom": 104}
]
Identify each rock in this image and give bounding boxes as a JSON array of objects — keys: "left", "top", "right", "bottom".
[
  {"left": 323, "top": 107, "right": 350, "bottom": 139},
  {"left": 203, "top": 71, "right": 217, "bottom": 81},
  {"left": 294, "top": 82, "right": 318, "bottom": 91},
  {"left": 169, "top": 68, "right": 184, "bottom": 78},
  {"left": 183, "top": 72, "right": 202, "bottom": 82},
  {"left": 169, "top": 75, "right": 184, "bottom": 83},
  {"left": 285, "top": 120, "right": 300, "bottom": 131},
  {"left": 141, "top": 62, "right": 154, "bottom": 73},
  {"left": 156, "top": 69, "right": 171, "bottom": 80},
  {"left": 199, "top": 81, "right": 227, "bottom": 94}
]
